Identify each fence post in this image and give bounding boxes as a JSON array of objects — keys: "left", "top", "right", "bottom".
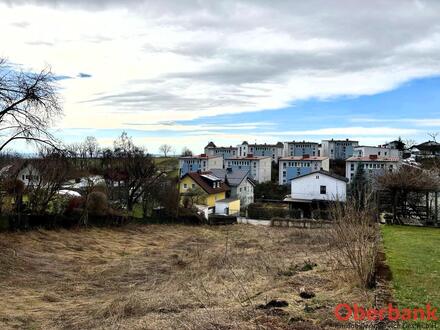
[{"left": 435, "top": 191, "right": 439, "bottom": 226}]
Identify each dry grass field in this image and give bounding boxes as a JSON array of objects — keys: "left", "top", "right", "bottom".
[{"left": 0, "top": 224, "right": 375, "bottom": 329}]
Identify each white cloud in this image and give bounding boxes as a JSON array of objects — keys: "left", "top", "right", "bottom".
[{"left": 1, "top": 0, "right": 440, "bottom": 151}]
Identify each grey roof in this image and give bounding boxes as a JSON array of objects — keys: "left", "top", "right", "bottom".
[
  {"left": 209, "top": 168, "right": 254, "bottom": 187},
  {"left": 291, "top": 170, "right": 349, "bottom": 182}
]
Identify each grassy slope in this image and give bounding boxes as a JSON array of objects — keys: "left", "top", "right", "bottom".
[{"left": 381, "top": 225, "right": 440, "bottom": 321}]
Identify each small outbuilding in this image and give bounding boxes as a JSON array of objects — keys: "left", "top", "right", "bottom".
[{"left": 215, "top": 198, "right": 240, "bottom": 216}]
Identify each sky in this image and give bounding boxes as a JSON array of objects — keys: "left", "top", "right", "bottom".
[{"left": 1, "top": 0, "right": 440, "bottom": 154}]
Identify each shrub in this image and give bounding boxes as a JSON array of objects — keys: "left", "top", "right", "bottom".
[
  {"left": 86, "top": 192, "right": 108, "bottom": 216},
  {"left": 327, "top": 199, "right": 379, "bottom": 289}
]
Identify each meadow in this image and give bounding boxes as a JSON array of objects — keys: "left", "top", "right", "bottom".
[{"left": 0, "top": 224, "right": 378, "bottom": 329}]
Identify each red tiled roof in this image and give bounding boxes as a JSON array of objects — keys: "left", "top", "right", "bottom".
[
  {"left": 346, "top": 156, "right": 400, "bottom": 162},
  {"left": 182, "top": 172, "right": 229, "bottom": 194},
  {"left": 179, "top": 154, "right": 222, "bottom": 160},
  {"left": 279, "top": 156, "right": 328, "bottom": 161},
  {"left": 225, "top": 155, "right": 271, "bottom": 160}
]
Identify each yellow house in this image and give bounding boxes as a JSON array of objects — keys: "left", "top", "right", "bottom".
[{"left": 180, "top": 172, "right": 228, "bottom": 207}]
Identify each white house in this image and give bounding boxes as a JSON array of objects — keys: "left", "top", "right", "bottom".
[
  {"left": 225, "top": 155, "right": 272, "bottom": 183},
  {"left": 210, "top": 168, "right": 255, "bottom": 208},
  {"left": 290, "top": 170, "right": 348, "bottom": 202}
]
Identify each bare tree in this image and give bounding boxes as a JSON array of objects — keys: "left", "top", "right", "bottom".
[
  {"left": 0, "top": 58, "right": 62, "bottom": 151},
  {"left": 181, "top": 147, "right": 193, "bottom": 157},
  {"left": 403, "top": 138, "right": 416, "bottom": 148},
  {"left": 104, "top": 132, "right": 167, "bottom": 211},
  {"left": 159, "top": 144, "right": 172, "bottom": 157},
  {"left": 428, "top": 132, "right": 439, "bottom": 142},
  {"left": 84, "top": 136, "right": 99, "bottom": 158},
  {"left": 26, "top": 149, "right": 71, "bottom": 214}
]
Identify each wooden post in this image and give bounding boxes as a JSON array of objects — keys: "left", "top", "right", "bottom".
[
  {"left": 426, "top": 191, "right": 430, "bottom": 223},
  {"left": 435, "top": 192, "right": 439, "bottom": 226}
]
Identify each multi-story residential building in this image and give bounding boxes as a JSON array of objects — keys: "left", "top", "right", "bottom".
[
  {"left": 178, "top": 154, "right": 223, "bottom": 177},
  {"left": 210, "top": 168, "right": 255, "bottom": 208},
  {"left": 283, "top": 141, "right": 320, "bottom": 157},
  {"left": 237, "top": 141, "right": 284, "bottom": 162},
  {"left": 204, "top": 142, "right": 238, "bottom": 158},
  {"left": 279, "top": 156, "right": 330, "bottom": 185},
  {"left": 345, "top": 155, "right": 401, "bottom": 183},
  {"left": 354, "top": 146, "right": 401, "bottom": 158},
  {"left": 225, "top": 155, "right": 272, "bottom": 183},
  {"left": 320, "top": 139, "right": 359, "bottom": 160}
]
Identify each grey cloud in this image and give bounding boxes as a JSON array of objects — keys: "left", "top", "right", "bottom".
[{"left": 7, "top": 0, "right": 440, "bottom": 117}]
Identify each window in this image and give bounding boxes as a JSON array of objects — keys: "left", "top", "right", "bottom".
[
  {"left": 350, "top": 163, "right": 354, "bottom": 171},
  {"left": 192, "top": 184, "right": 195, "bottom": 188},
  {"left": 183, "top": 183, "right": 188, "bottom": 189},
  {"left": 320, "top": 185, "right": 326, "bottom": 194}
]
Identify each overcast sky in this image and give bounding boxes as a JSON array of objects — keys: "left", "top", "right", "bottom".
[{"left": 1, "top": 0, "right": 440, "bottom": 153}]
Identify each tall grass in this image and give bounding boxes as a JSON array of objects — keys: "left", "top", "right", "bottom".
[{"left": 328, "top": 197, "right": 379, "bottom": 289}]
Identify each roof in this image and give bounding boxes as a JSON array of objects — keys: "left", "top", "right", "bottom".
[
  {"left": 205, "top": 141, "right": 217, "bottom": 148},
  {"left": 181, "top": 172, "right": 229, "bottom": 194},
  {"left": 355, "top": 145, "right": 392, "bottom": 149},
  {"left": 290, "top": 170, "right": 349, "bottom": 182},
  {"left": 416, "top": 140, "right": 440, "bottom": 151},
  {"left": 279, "top": 156, "right": 328, "bottom": 161},
  {"left": 322, "top": 139, "right": 359, "bottom": 143},
  {"left": 285, "top": 141, "right": 319, "bottom": 145},
  {"left": 210, "top": 168, "right": 255, "bottom": 187},
  {"left": 346, "top": 156, "right": 400, "bottom": 162},
  {"left": 0, "top": 160, "right": 31, "bottom": 177},
  {"left": 216, "top": 198, "right": 240, "bottom": 203},
  {"left": 225, "top": 155, "right": 271, "bottom": 160},
  {"left": 179, "top": 154, "right": 223, "bottom": 160},
  {"left": 249, "top": 142, "right": 284, "bottom": 148}
]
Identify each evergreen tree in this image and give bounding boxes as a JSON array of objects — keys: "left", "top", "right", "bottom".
[{"left": 350, "top": 164, "right": 369, "bottom": 208}]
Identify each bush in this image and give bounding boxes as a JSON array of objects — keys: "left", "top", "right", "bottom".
[
  {"left": 247, "top": 203, "right": 302, "bottom": 220},
  {"left": 254, "top": 182, "right": 288, "bottom": 200},
  {"left": 86, "top": 192, "right": 108, "bottom": 216},
  {"left": 327, "top": 199, "right": 379, "bottom": 289}
]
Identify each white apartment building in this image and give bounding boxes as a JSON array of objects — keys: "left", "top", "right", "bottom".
[
  {"left": 345, "top": 155, "right": 401, "bottom": 183},
  {"left": 178, "top": 154, "right": 223, "bottom": 177},
  {"left": 320, "top": 139, "right": 359, "bottom": 160},
  {"left": 225, "top": 155, "right": 272, "bottom": 183},
  {"left": 354, "top": 146, "right": 401, "bottom": 158}
]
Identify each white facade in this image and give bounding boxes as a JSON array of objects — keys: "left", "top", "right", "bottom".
[
  {"left": 320, "top": 139, "right": 359, "bottom": 160},
  {"left": 232, "top": 178, "right": 254, "bottom": 208},
  {"left": 354, "top": 146, "right": 400, "bottom": 158},
  {"left": 278, "top": 156, "right": 330, "bottom": 185},
  {"left": 17, "top": 164, "right": 41, "bottom": 186},
  {"left": 178, "top": 155, "right": 223, "bottom": 177},
  {"left": 225, "top": 156, "right": 272, "bottom": 183},
  {"left": 291, "top": 172, "right": 347, "bottom": 202},
  {"left": 345, "top": 156, "right": 401, "bottom": 183}
]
